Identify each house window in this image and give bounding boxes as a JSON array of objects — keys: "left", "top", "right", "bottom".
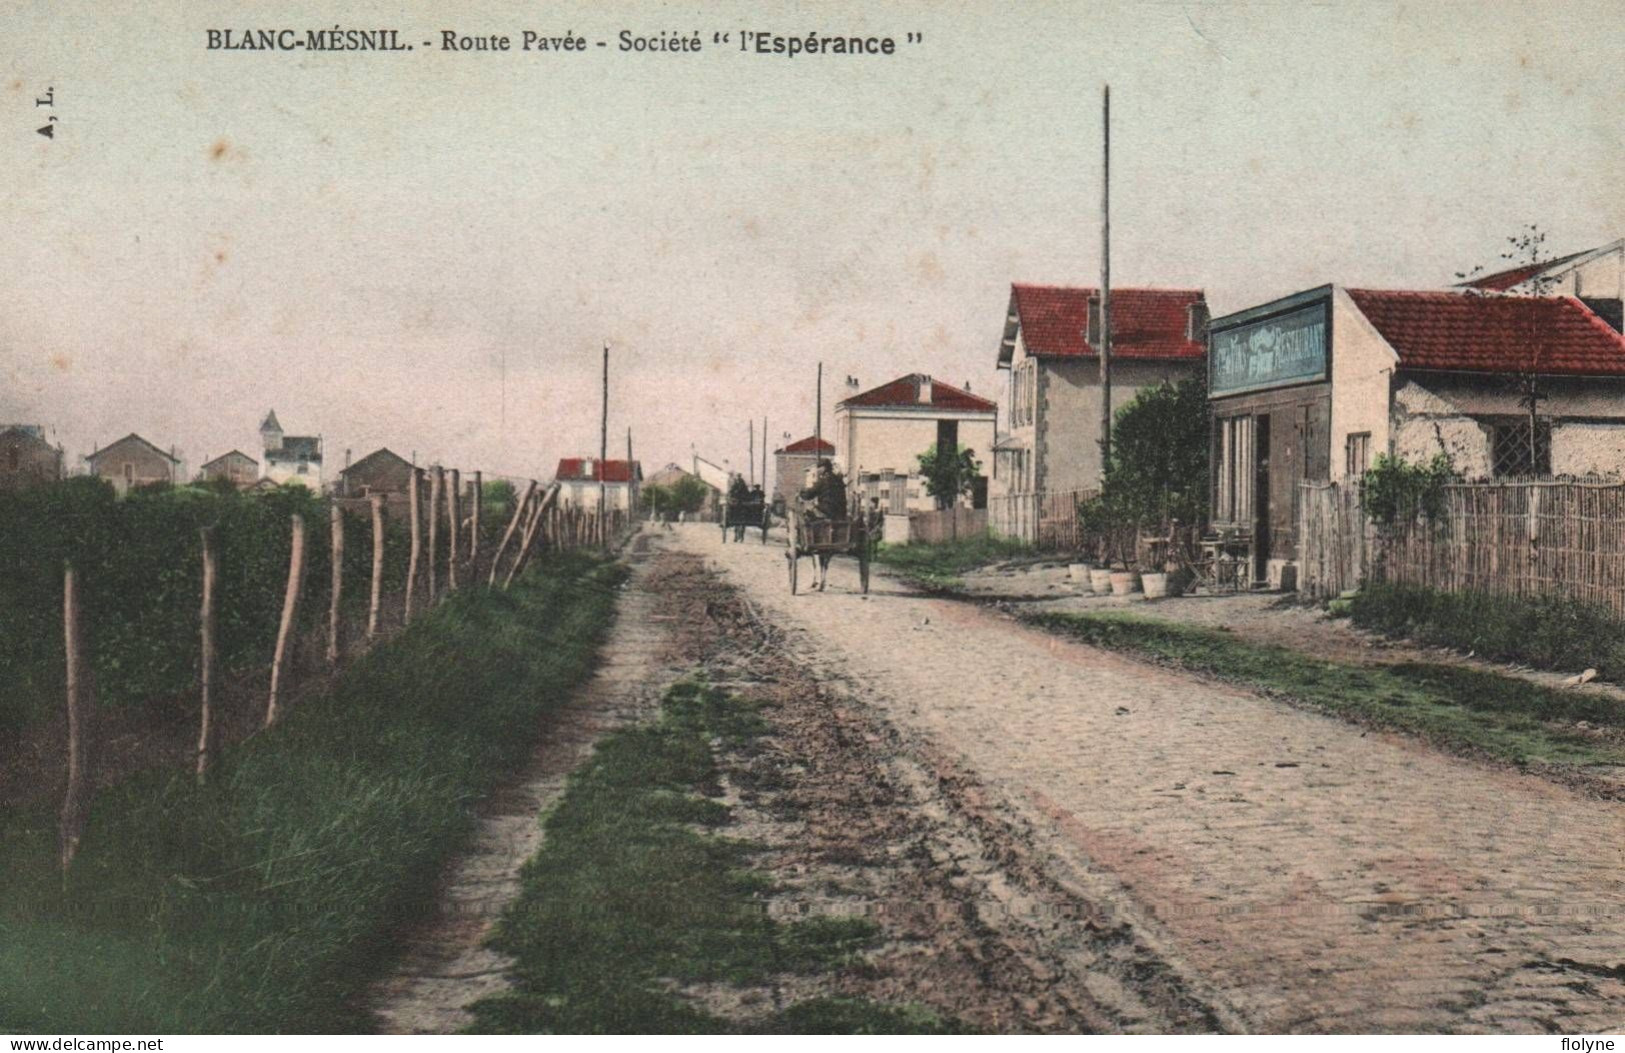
[
  {"left": 123, "top": 463, "right": 133, "bottom": 486},
  {"left": 1345, "top": 432, "right": 1371, "bottom": 477},
  {"left": 1012, "top": 361, "right": 1038, "bottom": 428},
  {"left": 1215, "top": 416, "right": 1254, "bottom": 524},
  {"left": 1492, "top": 421, "right": 1551, "bottom": 478}
]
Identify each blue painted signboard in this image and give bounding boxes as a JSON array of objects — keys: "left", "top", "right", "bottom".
[{"left": 1209, "top": 301, "right": 1329, "bottom": 397}]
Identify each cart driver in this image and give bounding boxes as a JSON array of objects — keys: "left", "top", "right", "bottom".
[{"left": 799, "top": 459, "right": 848, "bottom": 522}]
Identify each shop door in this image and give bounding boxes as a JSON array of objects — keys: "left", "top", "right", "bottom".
[{"left": 1253, "top": 415, "right": 1271, "bottom": 583}]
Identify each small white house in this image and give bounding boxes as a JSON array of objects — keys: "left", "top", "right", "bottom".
[{"left": 554, "top": 457, "right": 642, "bottom": 512}]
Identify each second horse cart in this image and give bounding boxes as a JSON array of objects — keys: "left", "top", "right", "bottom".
[
  {"left": 720, "top": 495, "right": 771, "bottom": 544},
  {"left": 785, "top": 508, "right": 876, "bottom": 595}
]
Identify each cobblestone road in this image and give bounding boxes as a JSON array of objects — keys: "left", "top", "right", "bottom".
[{"left": 686, "top": 526, "right": 1625, "bottom": 1034}]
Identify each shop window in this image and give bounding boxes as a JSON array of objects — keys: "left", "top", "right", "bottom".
[
  {"left": 1492, "top": 421, "right": 1551, "bottom": 478},
  {"left": 1345, "top": 433, "right": 1371, "bottom": 477}
]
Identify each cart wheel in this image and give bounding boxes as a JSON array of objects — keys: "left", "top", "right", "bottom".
[
  {"left": 859, "top": 548, "right": 871, "bottom": 594},
  {"left": 787, "top": 550, "right": 798, "bottom": 594},
  {"left": 720, "top": 521, "right": 727, "bottom": 544}
]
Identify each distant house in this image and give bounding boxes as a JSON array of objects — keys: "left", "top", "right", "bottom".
[
  {"left": 0, "top": 424, "right": 63, "bottom": 491},
  {"left": 772, "top": 435, "right": 835, "bottom": 510},
  {"left": 1458, "top": 237, "right": 1624, "bottom": 332},
  {"left": 834, "top": 373, "right": 997, "bottom": 514},
  {"left": 996, "top": 284, "right": 1209, "bottom": 497},
  {"left": 86, "top": 433, "right": 178, "bottom": 495},
  {"left": 338, "top": 447, "right": 415, "bottom": 497},
  {"left": 688, "top": 455, "right": 730, "bottom": 520},
  {"left": 198, "top": 450, "right": 258, "bottom": 488},
  {"left": 554, "top": 458, "right": 643, "bottom": 512},
  {"left": 259, "top": 410, "right": 323, "bottom": 490}
]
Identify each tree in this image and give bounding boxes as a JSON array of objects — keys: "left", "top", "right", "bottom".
[
  {"left": 1456, "top": 224, "right": 1558, "bottom": 477},
  {"left": 645, "top": 474, "right": 711, "bottom": 517},
  {"left": 1076, "top": 375, "right": 1210, "bottom": 565},
  {"left": 916, "top": 444, "right": 981, "bottom": 510}
]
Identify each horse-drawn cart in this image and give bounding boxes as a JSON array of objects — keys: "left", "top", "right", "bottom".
[
  {"left": 785, "top": 507, "right": 876, "bottom": 594},
  {"left": 720, "top": 495, "right": 771, "bottom": 544}
]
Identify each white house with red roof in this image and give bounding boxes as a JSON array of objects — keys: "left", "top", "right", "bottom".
[
  {"left": 834, "top": 373, "right": 997, "bottom": 514},
  {"left": 554, "top": 457, "right": 642, "bottom": 512},
  {"left": 1457, "top": 238, "right": 1623, "bottom": 333},
  {"left": 1209, "top": 284, "right": 1625, "bottom": 585},
  {"left": 996, "top": 284, "right": 1209, "bottom": 497},
  {"left": 772, "top": 434, "right": 835, "bottom": 510}
]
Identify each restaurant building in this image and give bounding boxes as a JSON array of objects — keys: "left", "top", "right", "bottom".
[{"left": 1208, "top": 285, "right": 1625, "bottom": 587}]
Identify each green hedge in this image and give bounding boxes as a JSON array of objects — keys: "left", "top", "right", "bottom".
[
  {"left": 0, "top": 552, "right": 624, "bottom": 1033},
  {"left": 0, "top": 479, "right": 457, "bottom": 734}
]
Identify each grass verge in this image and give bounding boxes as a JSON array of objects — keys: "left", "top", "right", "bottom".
[
  {"left": 468, "top": 680, "right": 967, "bottom": 1035},
  {"left": 1348, "top": 582, "right": 1625, "bottom": 682},
  {"left": 0, "top": 551, "right": 626, "bottom": 1034},
  {"left": 1025, "top": 611, "right": 1625, "bottom": 769},
  {"left": 873, "top": 535, "right": 1036, "bottom": 591}
]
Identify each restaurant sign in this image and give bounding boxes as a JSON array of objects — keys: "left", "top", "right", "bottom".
[{"left": 1209, "top": 301, "right": 1329, "bottom": 397}]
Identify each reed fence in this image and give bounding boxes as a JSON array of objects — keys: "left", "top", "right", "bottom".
[{"left": 1298, "top": 478, "right": 1625, "bottom": 616}]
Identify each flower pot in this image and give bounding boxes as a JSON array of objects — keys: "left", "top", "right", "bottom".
[
  {"left": 1068, "top": 562, "right": 1091, "bottom": 583},
  {"left": 1088, "top": 568, "right": 1113, "bottom": 595},
  {"left": 1109, "top": 571, "right": 1139, "bottom": 596},
  {"left": 1141, "top": 572, "right": 1169, "bottom": 599}
]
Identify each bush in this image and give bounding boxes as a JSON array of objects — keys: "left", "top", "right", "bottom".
[
  {"left": 1349, "top": 582, "right": 1625, "bottom": 680},
  {"left": 1359, "top": 453, "right": 1457, "bottom": 530}
]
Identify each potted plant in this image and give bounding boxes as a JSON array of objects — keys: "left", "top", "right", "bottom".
[{"left": 1109, "top": 562, "right": 1140, "bottom": 596}]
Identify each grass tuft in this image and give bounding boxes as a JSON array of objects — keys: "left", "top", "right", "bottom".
[
  {"left": 1349, "top": 582, "right": 1625, "bottom": 681},
  {"left": 1026, "top": 611, "right": 1625, "bottom": 769},
  {"left": 873, "top": 536, "right": 1036, "bottom": 590},
  {"left": 468, "top": 679, "right": 963, "bottom": 1035}
]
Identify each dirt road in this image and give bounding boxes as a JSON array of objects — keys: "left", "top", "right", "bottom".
[{"left": 686, "top": 525, "right": 1625, "bottom": 1034}]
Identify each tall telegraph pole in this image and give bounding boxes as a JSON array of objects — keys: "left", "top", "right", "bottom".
[
  {"left": 1098, "top": 85, "right": 1113, "bottom": 485},
  {"left": 599, "top": 344, "right": 609, "bottom": 519}
]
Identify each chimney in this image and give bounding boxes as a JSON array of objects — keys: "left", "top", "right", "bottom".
[
  {"left": 344, "top": 447, "right": 352, "bottom": 470},
  {"left": 1187, "top": 299, "right": 1211, "bottom": 343},
  {"left": 917, "top": 374, "right": 933, "bottom": 404},
  {"left": 584, "top": 458, "right": 595, "bottom": 479}
]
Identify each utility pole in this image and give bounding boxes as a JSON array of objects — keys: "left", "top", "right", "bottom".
[
  {"left": 815, "top": 362, "right": 823, "bottom": 463},
  {"left": 626, "top": 426, "right": 634, "bottom": 516},
  {"left": 599, "top": 344, "right": 608, "bottom": 520},
  {"left": 762, "top": 416, "right": 768, "bottom": 493},
  {"left": 748, "top": 420, "right": 755, "bottom": 486},
  {"left": 1098, "top": 84, "right": 1113, "bottom": 486}
]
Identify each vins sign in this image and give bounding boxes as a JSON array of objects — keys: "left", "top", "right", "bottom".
[{"left": 1210, "top": 301, "right": 1329, "bottom": 397}]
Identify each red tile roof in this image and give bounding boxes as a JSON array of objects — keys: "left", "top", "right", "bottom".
[
  {"left": 1346, "top": 289, "right": 1625, "bottom": 377},
  {"left": 838, "top": 374, "right": 997, "bottom": 413},
  {"left": 778, "top": 436, "right": 835, "bottom": 454},
  {"left": 554, "top": 458, "right": 642, "bottom": 483},
  {"left": 1008, "top": 284, "right": 1206, "bottom": 362},
  {"left": 1457, "top": 251, "right": 1585, "bottom": 292}
]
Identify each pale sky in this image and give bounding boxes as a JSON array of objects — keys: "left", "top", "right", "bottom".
[{"left": 3, "top": 0, "right": 1621, "bottom": 483}]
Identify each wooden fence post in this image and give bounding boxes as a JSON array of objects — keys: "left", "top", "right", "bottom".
[
  {"left": 368, "top": 495, "right": 385, "bottom": 639},
  {"left": 60, "top": 561, "right": 88, "bottom": 879},
  {"left": 470, "top": 471, "right": 482, "bottom": 565},
  {"left": 405, "top": 468, "right": 422, "bottom": 623},
  {"left": 506, "top": 485, "right": 557, "bottom": 588},
  {"left": 266, "top": 513, "right": 307, "bottom": 728},
  {"left": 447, "top": 468, "right": 461, "bottom": 592},
  {"left": 327, "top": 503, "right": 344, "bottom": 668},
  {"left": 489, "top": 479, "right": 537, "bottom": 586},
  {"left": 427, "top": 467, "right": 442, "bottom": 601},
  {"left": 198, "top": 527, "right": 218, "bottom": 783}
]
